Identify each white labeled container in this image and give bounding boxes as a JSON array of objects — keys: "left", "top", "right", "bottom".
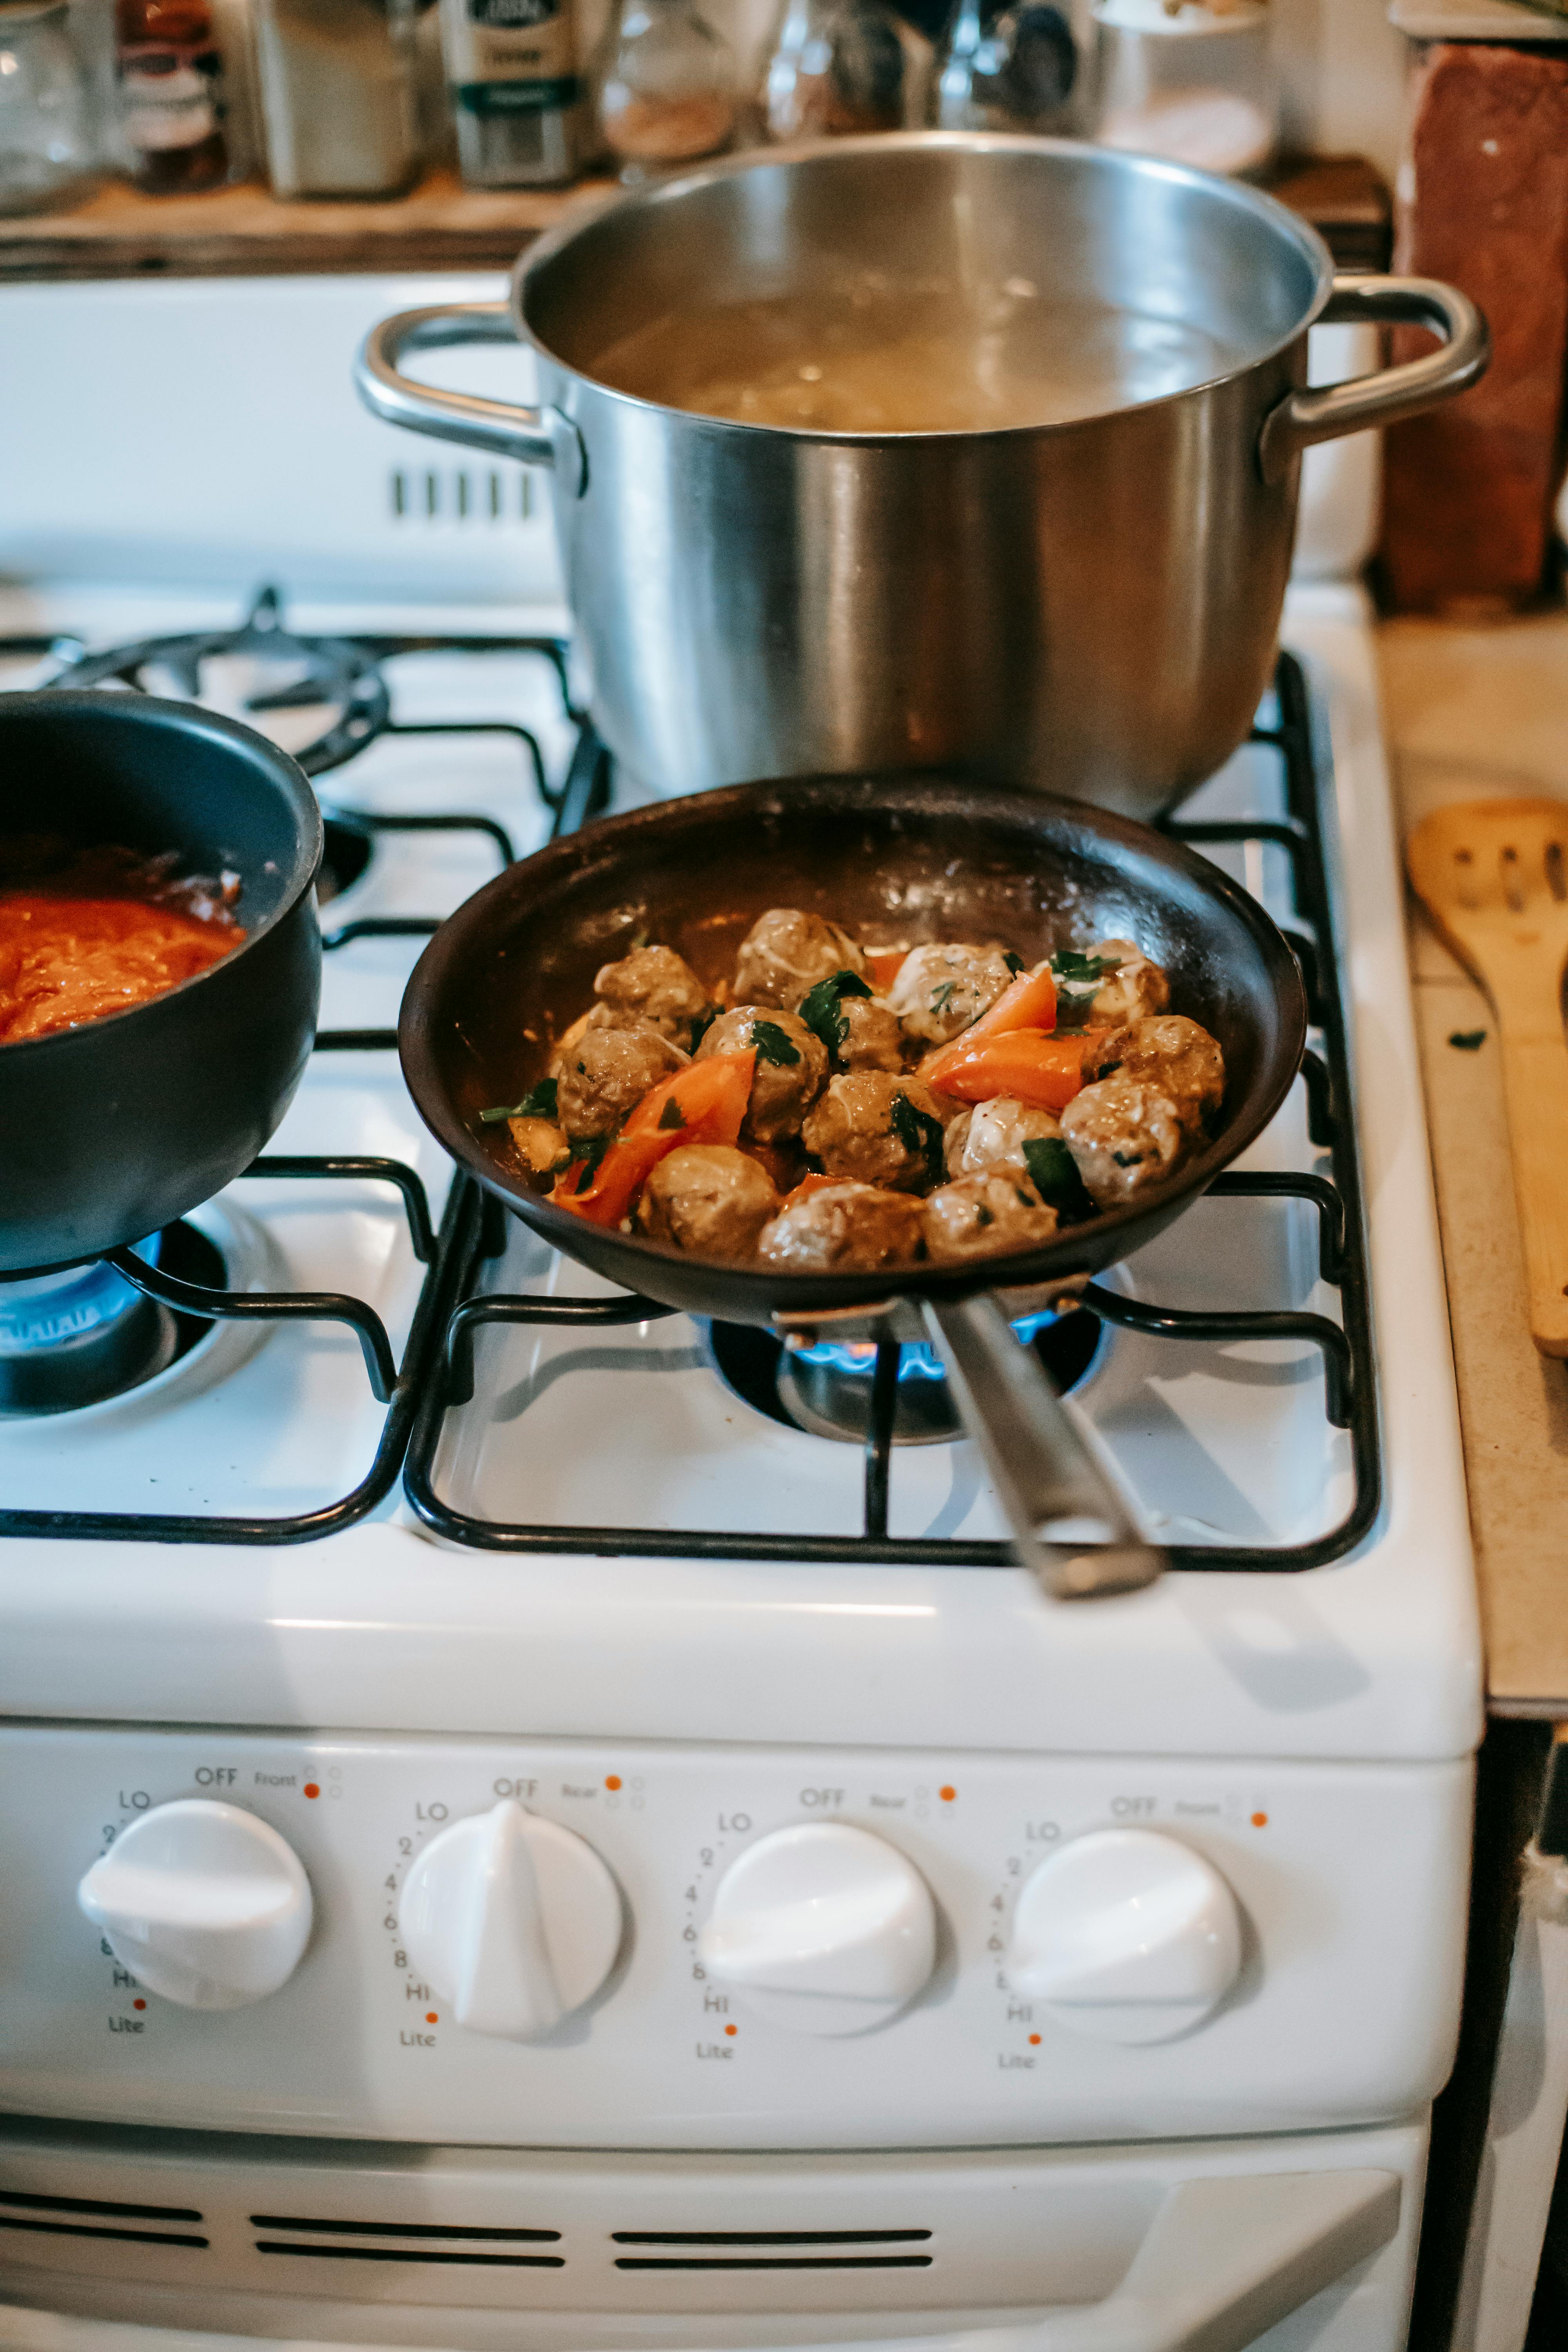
[{"left": 1093, "top": 0, "right": 1278, "bottom": 180}]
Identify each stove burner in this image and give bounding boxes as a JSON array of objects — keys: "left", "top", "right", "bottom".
[
  {"left": 707, "top": 1308, "right": 1103, "bottom": 1446},
  {"left": 0, "top": 1223, "right": 226, "bottom": 1417},
  {"left": 49, "top": 586, "right": 391, "bottom": 777},
  {"left": 318, "top": 815, "right": 376, "bottom": 906}
]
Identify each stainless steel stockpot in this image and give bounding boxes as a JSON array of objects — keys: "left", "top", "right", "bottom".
[{"left": 355, "top": 133, "right": 1485, "bottom": 817}]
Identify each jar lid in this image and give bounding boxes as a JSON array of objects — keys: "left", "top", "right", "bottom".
[{"left": 1094, "top": 0, "right": 1268, "bottom": 33}]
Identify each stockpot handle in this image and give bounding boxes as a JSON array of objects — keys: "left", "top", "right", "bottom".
[
  {"left": 921, "top": 1292, "right": 1165, "bottom": 1602},
  {"left": 1258, "top": 272, "right": 1489, "bottom": 486},
  {"left": 354, "top": 302, "right": 587, "bottom": 494}
]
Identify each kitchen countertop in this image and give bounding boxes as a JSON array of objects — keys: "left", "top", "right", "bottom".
[{"left": 1380, "top": 612, "right": 1568, "bottom": 1717}]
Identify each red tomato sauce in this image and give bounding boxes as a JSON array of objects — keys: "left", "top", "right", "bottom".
[{"left": 0, "top": 838, "right": 245, "bottom": 1047}]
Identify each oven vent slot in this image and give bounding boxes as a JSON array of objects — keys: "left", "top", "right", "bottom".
[
  {"left": 388, "top": 468, "right": 533, "bottom": 524},
  {"left": 610, "top": 2228, "right": 933, "bottom": 2272},
  {"left": 250, "top": 2213, "right": 563, "bottom": 2268},
  {"left": 0, "top": 2188, "right": 207, "bottom": 2250}
]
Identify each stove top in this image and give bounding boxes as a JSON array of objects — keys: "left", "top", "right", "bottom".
[{"left": 0, "top": 582, "right": 1482, "bottom": 1769}]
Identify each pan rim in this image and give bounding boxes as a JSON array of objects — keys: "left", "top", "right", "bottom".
[{"left": 399, "top": 774, "right": 1310, "bottom": 1307}]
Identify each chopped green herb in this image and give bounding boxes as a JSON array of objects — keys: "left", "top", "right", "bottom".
[
  {"left": 1050, "top": 948, "right": 1120, "bottom": 991},
  {"left": 1004, "top": 951, "right": 1026, "bottom": 976},
  {"left": 800, "top": 967, "right": 873, "bottom": 1055},
  {"left": 1016, "top": 1186, "right": 1035, "bottom": 1208},
  {"left": 750, "top": 1018, "right": 802, "bottom": 1067},
  {"left": 1111, "top": 1149, "right": 1140, "bottom": 1169},
  {"left": 1021, "top": 1135, "right": 1094, "bottom": 1218},
  {"left": 478, "top": 1076, "right": 558, "bottom": 1125},
  {"left": 975, "top": 1201, "right": 995, "bottom": 1227},
  {"left": 929, "top": 979, "right": 960, "bottom": 1017},
  {"left": 1448, "top": 1029, "right": 1488, "bottom": 1051},
  {"left": 889, "top": 1089, "right": 946, "bottom": 1188},
  {"left": 658, "top": 1097, "right": 688, "bottom": 1131},
  {"left": 568, "top": 1132, "right": 611, "bottom": 1192},
  {"left": 689, "top": 1005, "right": 719, "bottom": 1051}
]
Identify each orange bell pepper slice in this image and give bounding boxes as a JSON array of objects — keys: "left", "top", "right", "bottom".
[
  {"left": 777, "top": 1172, "right": 840, "bottom": 1211},
  {"left": 555, "top": 1050, "right": 757, "bottom": 1226},
  {"left": 929, "top": 1029, "right": 1093, "bottom": 1113},
  {"left": 920, "top": 964, "right": 1058, "bottom": 1085},
  {"left": 866, "top": 948, "right": 909, "bottom": 993}
]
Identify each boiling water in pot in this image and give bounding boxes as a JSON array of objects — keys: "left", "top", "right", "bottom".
[{"left": 589, "top": 272, "right": 1250, "bottom": 433}]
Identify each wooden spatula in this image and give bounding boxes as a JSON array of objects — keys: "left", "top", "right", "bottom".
[{"left": 1408, "top": 798, "right": 1568, "bottom": 1357}]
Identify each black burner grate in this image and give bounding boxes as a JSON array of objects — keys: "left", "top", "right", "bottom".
[{"left": 401, "top": 653, "right": 1381, "bottom": 1574}]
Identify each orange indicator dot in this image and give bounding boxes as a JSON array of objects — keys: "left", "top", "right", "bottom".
[
  {"left": 605, "top": 1775, "right": 622, "bottom": 1791},
  {"left": 1250, "top": 1811, "right": 1269, "bottom": 1828},
  {"left": 303, "top": 1783, "right": 320, "bottom": 1799},
  {"left": 1028, "top": 2033, "right": 1040, "bottom": 2045},
  {"left": 724, "top": 2023, "right": 737, "bottom": 2036},
  {"left": 426, "top": 2012, "right": 439, "bottom": 2025},
  {"left": 939, "top": 1785, "right": 956, "bottom": 1803},
  {"left": 132, "top": 1998, "right": 147, "bottom": 2011}
]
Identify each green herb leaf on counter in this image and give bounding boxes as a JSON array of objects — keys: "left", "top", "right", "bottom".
[
  {"left": 751, "top": 1018, "right": 802, "bottom": 1067},
  {"left": 478, "top": 1076, "right": 558, "bottom": 1124},
  {"left": 800, "top": 967, "right": 873, "bottom": 1054},
  {"left": 658, "top": 1098, "right": 688, "bottom": 1130},
  {"left": 890, "top": 1090, "right": 946, "bottom": 1188},
  {"left": 1448, "top": 1029, "right": 1488, "bottom": 1052},
  {"left": 1050, "top": 949, "right": 1118, "bottom": 991},
  {"left": 1022, "top": 1135, "right": 1093, "bottom": 1218}
]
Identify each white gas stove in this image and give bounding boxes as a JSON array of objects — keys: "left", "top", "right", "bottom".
[{"left": 0, "top": 274, "right": 1481, "bottom": 2352}]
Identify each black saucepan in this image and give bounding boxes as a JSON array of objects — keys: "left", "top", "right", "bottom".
[
  {"left": 400, "top": 777, "right": 1307, "bottom": 1598},
  {"left": 0, "top": 691, "right": 323, "bottom": 1276}
]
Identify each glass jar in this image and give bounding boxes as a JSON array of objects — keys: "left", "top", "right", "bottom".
[
  {"left": 254, "top": 0, "right": 422, "bottom": 200},
  {"left": 0, "top": 1, "right": 96, "bottom": 215},
  {"left": 441, "top": 0, "right": 587, "bottom": 191},
  {"left": 930, "top": 0, "right": 1074, "bottom": 132},
  {"left": 115, "top": 0, "right": 229, "bottom": 194},
  {"left": 1092, "top": 0, "right": 1277, "bottom": 181},
  {"left": 761, "top": 0, "right": 905, "bottom": 142},
  {"left": 596, "top": 0, "right": 735, "bottom": 180}
]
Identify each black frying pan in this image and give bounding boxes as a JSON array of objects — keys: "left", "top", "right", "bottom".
[{"left": 400, "top": 777, "right": 1308, "bottom": 1599}]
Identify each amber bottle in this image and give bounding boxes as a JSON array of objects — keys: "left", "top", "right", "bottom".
[{"left": 115, "top": 0, "right": 230, "bottom": 194}]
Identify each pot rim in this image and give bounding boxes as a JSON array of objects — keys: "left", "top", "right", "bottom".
[
  {"left": 0, "top": 688, "right": 324, "bottom": 1065},
  {"left": 509, "top": 130, "right": 1337, "bottom": 447}
]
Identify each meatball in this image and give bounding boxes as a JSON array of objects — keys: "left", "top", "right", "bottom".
[
  {"left": 887, "top": 943, "right": 1014, "bottom": 1046},
  {"left": 802, "top": 1073, "right": 952, "bottom": 1192},
  {"left": 1086, "top": 938, "right": 1171, "bottom": 1026},
  {"left": 552, "top": 1017, "right": 685, "bottom": 1136},
  {"left": 734, "top": 909, "right": 868, "bottom": 1011},
  {"left": 837, "top": 994, "right": 906, "bottom": 1074},
  {"left": 1060, "top": 1076, "right": 1187, "bottom": 1207},
  {"left": 758, "top": 1180, "right": 925, "bottom": 1273},
  {"left": 697, "top": 1004, "right": 828, "bottom": 1141},
  {"left": 636, "top": 1145, "right": 779, "bottom": 1259},
  {"left": 1084, "top": 1013, "right": 1224, "bottom": 1131},
  {"left": 924, "top": 1173, "right": 1060, "bottom": 1263},
  {"left": 945, "top": 1094, "right": 1063, "bottom": 1179},
  {"left": 593, "top": 943, "right": 709, "bottom": 1047}
]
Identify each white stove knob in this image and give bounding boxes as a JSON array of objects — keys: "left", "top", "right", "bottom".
[
  {"left": 1008, "top": 1828, "right": 1243, "bottom": 2044},
  {"left": 77, "top": 1799, "right": 313, "bottom": 2012},
  {"left": 400, "top": 1800, "right": 622, "bottom": 2041},
  {"left": 698, "top": 1823, "right": 936, "bottom": 2036}
]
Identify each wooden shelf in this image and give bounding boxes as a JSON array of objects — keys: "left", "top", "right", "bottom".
[
  {"left": 0, "top": 167, "right": 615, "bottom": 283},
  {"left": 0, "top": 151, "right": 1389, "bottom": 285}
]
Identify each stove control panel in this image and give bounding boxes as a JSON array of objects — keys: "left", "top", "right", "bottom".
[{"left": 0, "top": 1728, "right": 1469, "bottom": 2150}]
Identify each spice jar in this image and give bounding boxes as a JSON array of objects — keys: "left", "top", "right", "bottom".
[
  {"left": 596, "top": 0, "right": 735, "bottom": 179},
  {"left": 1092, "top": 0, "right": 1277, "bottom": 180},
  {"left": 254, "top": 0, "right": 422, "bottom": 200},
  {"left": 930, "top": 0, "right": 1074, "bottom": 131},
  {"left": 115, "top": 0, "right": 229, "bottom": 193},
  {"left": 0, "top": 2, "right": 97, "bottom": 215},
  {"left": 440, "top": 0, "right": 587, "bottom": 191},
  {"left": 761, "top": 0, "right": 906, "bottom": 141}
]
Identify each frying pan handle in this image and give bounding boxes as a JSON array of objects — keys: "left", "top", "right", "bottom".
[
  {"left": 354, "top": 303, "right": 588, "bottom": 496},
  {"left": 921, "top": 1294, "right": 1166, "bottom": 1601},
  {"left": 1257, "top": 273, "right": 1488, "bottom": 487}
]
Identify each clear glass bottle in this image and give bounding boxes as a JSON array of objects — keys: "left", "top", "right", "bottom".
[
  {"left": 440, "top": 0, "right": 586, "bottom": 191},
  {"left": 115, "top": 0, "right": 229, "bottom": 194},
  {"left": 596, "top": 0, "right": 735, "bottom": 180},
  {"left": 0, "top": 2, "right": 96, "bottom": 215},
  {"left": 1092, "top": 0, "right": 1277, "bottom": 180},
  {"left": 761, "top": 0, "right": 905, "bottom": 142},
  {"left": 931, "top": 0, "right": 1074, "bottom": 132},
  {"left": 254, "top": 0, "right": 422, "bottom": 200}
]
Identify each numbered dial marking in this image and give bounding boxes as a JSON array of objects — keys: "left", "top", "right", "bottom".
[
  {"left": 698, "top": 1823, "right": 936, "bottom": 2036},
  {"left": 77, "top": 1799, "right": 313, "bottom": 2012},
  {"left": 400, "top": 1800, "right": 622, "bottom": 2041},
  {"left": 1007, "top": 1828, "right": 1243, "bottom": 2043}
]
